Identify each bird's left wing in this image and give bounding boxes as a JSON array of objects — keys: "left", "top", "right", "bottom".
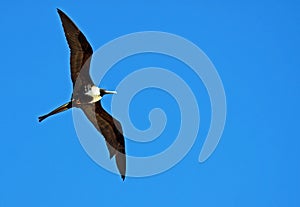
[
  {"left": 57, "top": 9, "right": 94, "bottom": 87},
  {"left": 80, "top": 103, "right": 126, "bottom": 180}
]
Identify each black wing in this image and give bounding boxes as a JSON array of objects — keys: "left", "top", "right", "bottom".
[
  {"left": 80, "top": 103, "right": 126, "bottom": 180},
  {"left": 57, "top": 9, "right": 94, "bottom": 87}
]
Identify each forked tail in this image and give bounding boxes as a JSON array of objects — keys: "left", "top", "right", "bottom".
[{"left": 38, "top": 102, "right": 72, "bottom": 122}]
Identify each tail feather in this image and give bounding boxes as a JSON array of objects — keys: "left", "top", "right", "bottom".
[{"left": 38, "top": 102, "right": 72, "bottom": 122}]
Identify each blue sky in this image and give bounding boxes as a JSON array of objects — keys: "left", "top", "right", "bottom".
[{"left": 1, "top": 0, "right": 299, "bottom": 206}]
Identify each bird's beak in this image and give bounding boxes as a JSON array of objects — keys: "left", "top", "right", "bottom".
[{"left": 104, "top": 90, "right": 117, "bottom": 95}]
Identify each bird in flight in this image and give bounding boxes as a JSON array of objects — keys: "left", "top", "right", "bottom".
[{"left": 39, "top": 9, "right": 126, "bottom": 180}]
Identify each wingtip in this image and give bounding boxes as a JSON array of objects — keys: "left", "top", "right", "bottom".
[
  {"left": 57, "top": 8, "right": 64, "bottom": 15},
  {"left": 116, "top": 152, "right": 126, "bottom": 182}
]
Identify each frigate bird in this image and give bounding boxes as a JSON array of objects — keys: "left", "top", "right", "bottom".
[{"left": 38, "top": 9, "right": 126, "bottom": 180}]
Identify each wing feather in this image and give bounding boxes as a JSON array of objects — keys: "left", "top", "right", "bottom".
[
  {"left": 80, "top": 103, "right": 126, "bottom": 180},
  {"left": 57, "top": 9, "right": 93, "bottom": 86}
]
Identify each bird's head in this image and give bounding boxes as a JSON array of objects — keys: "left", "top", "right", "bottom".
[{"left": 100, "top": 88, "right": 117, "bottom": 97}]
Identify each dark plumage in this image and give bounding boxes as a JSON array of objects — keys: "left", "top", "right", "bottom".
[{"left": 39, "top": 9, "right": 126, "bottom": 180}]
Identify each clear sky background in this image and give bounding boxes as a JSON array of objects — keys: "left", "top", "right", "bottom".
[{"left": 1, "top": 0, "right": 299, "bottom": 206}]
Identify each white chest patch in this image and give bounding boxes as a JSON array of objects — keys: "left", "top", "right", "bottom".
[{"left": 85, "top": 85, "right": 101, "bottom": 103}]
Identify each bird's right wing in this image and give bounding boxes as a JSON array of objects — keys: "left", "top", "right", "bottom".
[
  {"left": 57, "top": 9, "right": 94, "bottom": 87},
  {"left": 80, "top": 103, "right": 126, "bottom": 180}
]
